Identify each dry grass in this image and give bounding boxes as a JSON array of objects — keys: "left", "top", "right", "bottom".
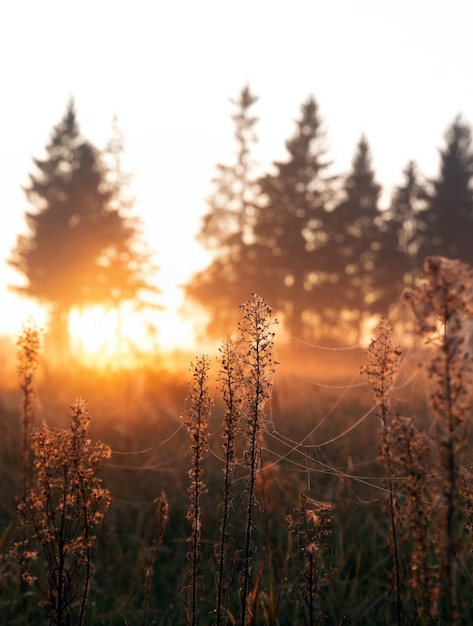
[{"left": 1, "top": 259, "right": 473, "bottom": 624}]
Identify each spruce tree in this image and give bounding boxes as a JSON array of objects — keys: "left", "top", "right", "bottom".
[
  {"left": 321, "top": 136, "right": 384, "bottom": 342},
  {"left": 185, "top": 86, "right": 261, "bottom": 337},
  {"left": 9, "top": 99, "right": 156, "bottom": 349},
  {"left": 389, "top": 161, "right": 426, "bottom": 259},
  {"left": 387, "top": 160, "right": 427, "bottom": 289},
  {"left": 251, "top": 96, "right": 334, "bottom": 339},
  {"left": 417, "top": 115, "right": 473, "bottom": 264}
]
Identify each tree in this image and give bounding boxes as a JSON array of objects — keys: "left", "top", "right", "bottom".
[
  {"left": 185, "top": 86, "right": 261, "bottom": 337},
  {"left": 9, "top": 99, "right": 156, "bottom": 349},
  {"left": 250, "top": 96, "right": 335, "bottom": 339},
  {"left": 387, "top": 161, "right": 427, "bottom": 287},
  {"left": 321, "top": 136, "right": 398, "bottom": 341},
  {"left": 417, "top": 115, "right": 473, "bottom": 264},
  {"left": 389, "top": 160, "right": 426, "bottom": 259}
]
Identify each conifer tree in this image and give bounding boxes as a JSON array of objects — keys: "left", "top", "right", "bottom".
[
  {"left": 386, "top": 161, "right": 427, "bottom": 290},
  {"left": 9, "top": 99, "right": 156, "bottom": 349},
  {"left": 250, "top": 96, "right": 334, "bottom": 339},
  {"left": 185, "top": 86, "right": 261, "bottom": 337},
  {"left": 417, "top": 115, "right": 473, "bottom": 264},
  {"left": 321, "top": 136, "right": 384, "bottom": 341},
  {"left": 389, "top": 160, "right": 426, "bottom": 259}
]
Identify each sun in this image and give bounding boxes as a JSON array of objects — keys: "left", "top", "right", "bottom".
[
  {"left": 68, "top": 296, "right": 210, "bottom": 367},
  {"left": 69, "top": 306, "right": 119, "bottom": 354}
]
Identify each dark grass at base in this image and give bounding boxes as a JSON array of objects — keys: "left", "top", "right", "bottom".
[{"left": 1, "top": 349, "right": 472, "bottom": 624}]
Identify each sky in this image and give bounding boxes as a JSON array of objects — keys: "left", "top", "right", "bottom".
[{"left": 1, "top": 0, "right": 472, "bottom": 348}]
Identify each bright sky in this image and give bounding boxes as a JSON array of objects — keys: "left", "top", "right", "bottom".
[{"left": 1, "top": 0, "right": 472, "bottom": 351}]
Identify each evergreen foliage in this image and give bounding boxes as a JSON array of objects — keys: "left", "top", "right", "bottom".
[
  {"left": 188, "top": 92, "right": 473, "bottom": 345},
  {"left": 9, "top": 99, "right": 156, "bottom": 347},
  {"left": 251, "top": 96, "right": 334, "bottom": 340},
  {"left": 417, "top": 115, "right": 473, "bottom": 264},
  {"left": 185, "top": 86, "right": 261, "bottom": 337},
  {"left": 318, "top": 137, "right": 386, "bottom": 340},
  {"left": 389, "top": 160, "right": 426, "bottom": 260}
]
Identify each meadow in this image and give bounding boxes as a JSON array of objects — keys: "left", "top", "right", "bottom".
[{"left": 1, "top": 257, "right": 473, "bottom": 625}]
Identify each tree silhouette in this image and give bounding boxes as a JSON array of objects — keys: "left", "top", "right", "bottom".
[
  {"left": 250, "top": 96, "right": 335, "bottom": 339},
  {"left": 185, "top": 86, "right": 261, "bottom": 337},
  {"left": 417, "top": 115, "right": 473, "bottom": 264},
  {"left": 389, "top": 161, "right": 426, "bottom": 259},
  {"left": 9, "top": 99, "right": 156, "bottom": 350},
  {"left": 188, "top": 94, "right": 338, "bottom": 341},
  {"left": 188, "top": 96, "right": 465, "bottom": 346},
  {"left": 387, "top": 160, "right": 427, "bottom": 292},
  {"left": 321, "top": 136, "right": 388, "bottom": 342}
]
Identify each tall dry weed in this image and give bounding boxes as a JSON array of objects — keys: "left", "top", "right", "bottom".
[
  {"left": 15, "top": 318, "right": 41, "bottom": 608},
  {"left": 14, "top": 399, "right": 111, "bottom": 626},
  {"left": 385, "top": 415, "right": 440, "bottom": 623},
  {"left": 143, "top": 492, "right": 169, "bottom": 626},
  {"left": 286, "top": 494, "right": 334, "bottom": 626},
  {"left": 182, "top": 356, "right": 212, "bottom": 626},
  {"left": 362, "top": 317, "right": 403, "bottom": 624},
  {"left": 214, "top": 340, "right": 243, "bottom": 625},
  {"left": 237, "top": 294, "right": 278, "bottom": 626},
  {"left": 408, "top": 255, "right": 473, "bottom": 619},
  {"left": 16, "top": 318, "right": 40, "bottom": 497}
]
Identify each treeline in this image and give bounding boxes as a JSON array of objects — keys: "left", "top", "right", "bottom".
[
  {"left": 9, "top": 91, "right": 473, "bottom": 351},
  {"left": 185, "top": 86, "right": 473, "bottom": 344}
]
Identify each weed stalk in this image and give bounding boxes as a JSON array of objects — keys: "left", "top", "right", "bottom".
[
  {"left": 238, "top": 294, "right": 278, "bottom": 626},
  {"left": 14, "top": 399, "right": 111, "bottom": 626},
  {"left": 16, "top": 318, "right": 40, "bottom": 498},
  {"left": 182, "top": 356, "right": 212, "bottom": 626},
  {"left": 362, "top": 318, "right": 402, "bottom": 624},
  {"left": 143, "top": 492, "right": 169, "bottom": 626},
  {"left": 214, "top": 341, "right": 243, "bottom": 625},
  {"left": 409, "top": 256, "right": 473, "bottom": 620}
]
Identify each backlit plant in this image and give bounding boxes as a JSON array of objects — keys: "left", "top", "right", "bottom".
[{"left": 14, "top": 400, "right": 111, "bottom": 626}]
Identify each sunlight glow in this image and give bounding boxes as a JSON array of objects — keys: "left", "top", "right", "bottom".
[
  {"left": 0, "top": 287, "right": 49, "bottom": 336},
  {"left": 69, "top": 307, "right": 119, "bottom": 356},
  {"left": 68, "top": 295, "right": 213, "bottom": 368},
  {"left": 69, "top": 304, "right": 159, "bottom": 367}
]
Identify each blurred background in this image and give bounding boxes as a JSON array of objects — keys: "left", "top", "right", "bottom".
[{"left": 1, "top": 0, "right": 472, "bottom": 365}]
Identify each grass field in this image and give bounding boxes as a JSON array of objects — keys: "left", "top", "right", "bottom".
[{"left": 1, "top": 259, "right": 473, "bottom": 625}]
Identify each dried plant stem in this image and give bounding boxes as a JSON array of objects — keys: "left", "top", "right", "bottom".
[
  {"left": 16, "top": 318, "right": 41, "bottom": 611},
  {"left": 14, "top": 399, "right": 111, "bottom": 625},
  {"left": 362, "top": 318, "right": 402, "bottom": 625},
  {"left": 182, "top": 356, "right": 212, "bottom": 626},
  {"left": 409, "top": 256, "right": 473, "bottom": 620},
  {"left": 238, "top": 294, "right": 278, "bottom": 626},
  {"left": 385, "top": 458, "right": 402, "bottom": 625},
  {"left": 441, "top": 320, "right": 458, "bottom": 617},
  {"left": 286, "top": 494, "right": 334, "bottom": 626},
  {"left": 17, "top": 318, "right": 40, "bottom": 498},
  {"left": 143, "top": 493, "right": 169, "bottom": 626},
  {"left": 393, "top": 417, "right": 439, "bottom": 622},
  {"left": 214, "top": 341, "right": 243, "bottom": 626}
]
